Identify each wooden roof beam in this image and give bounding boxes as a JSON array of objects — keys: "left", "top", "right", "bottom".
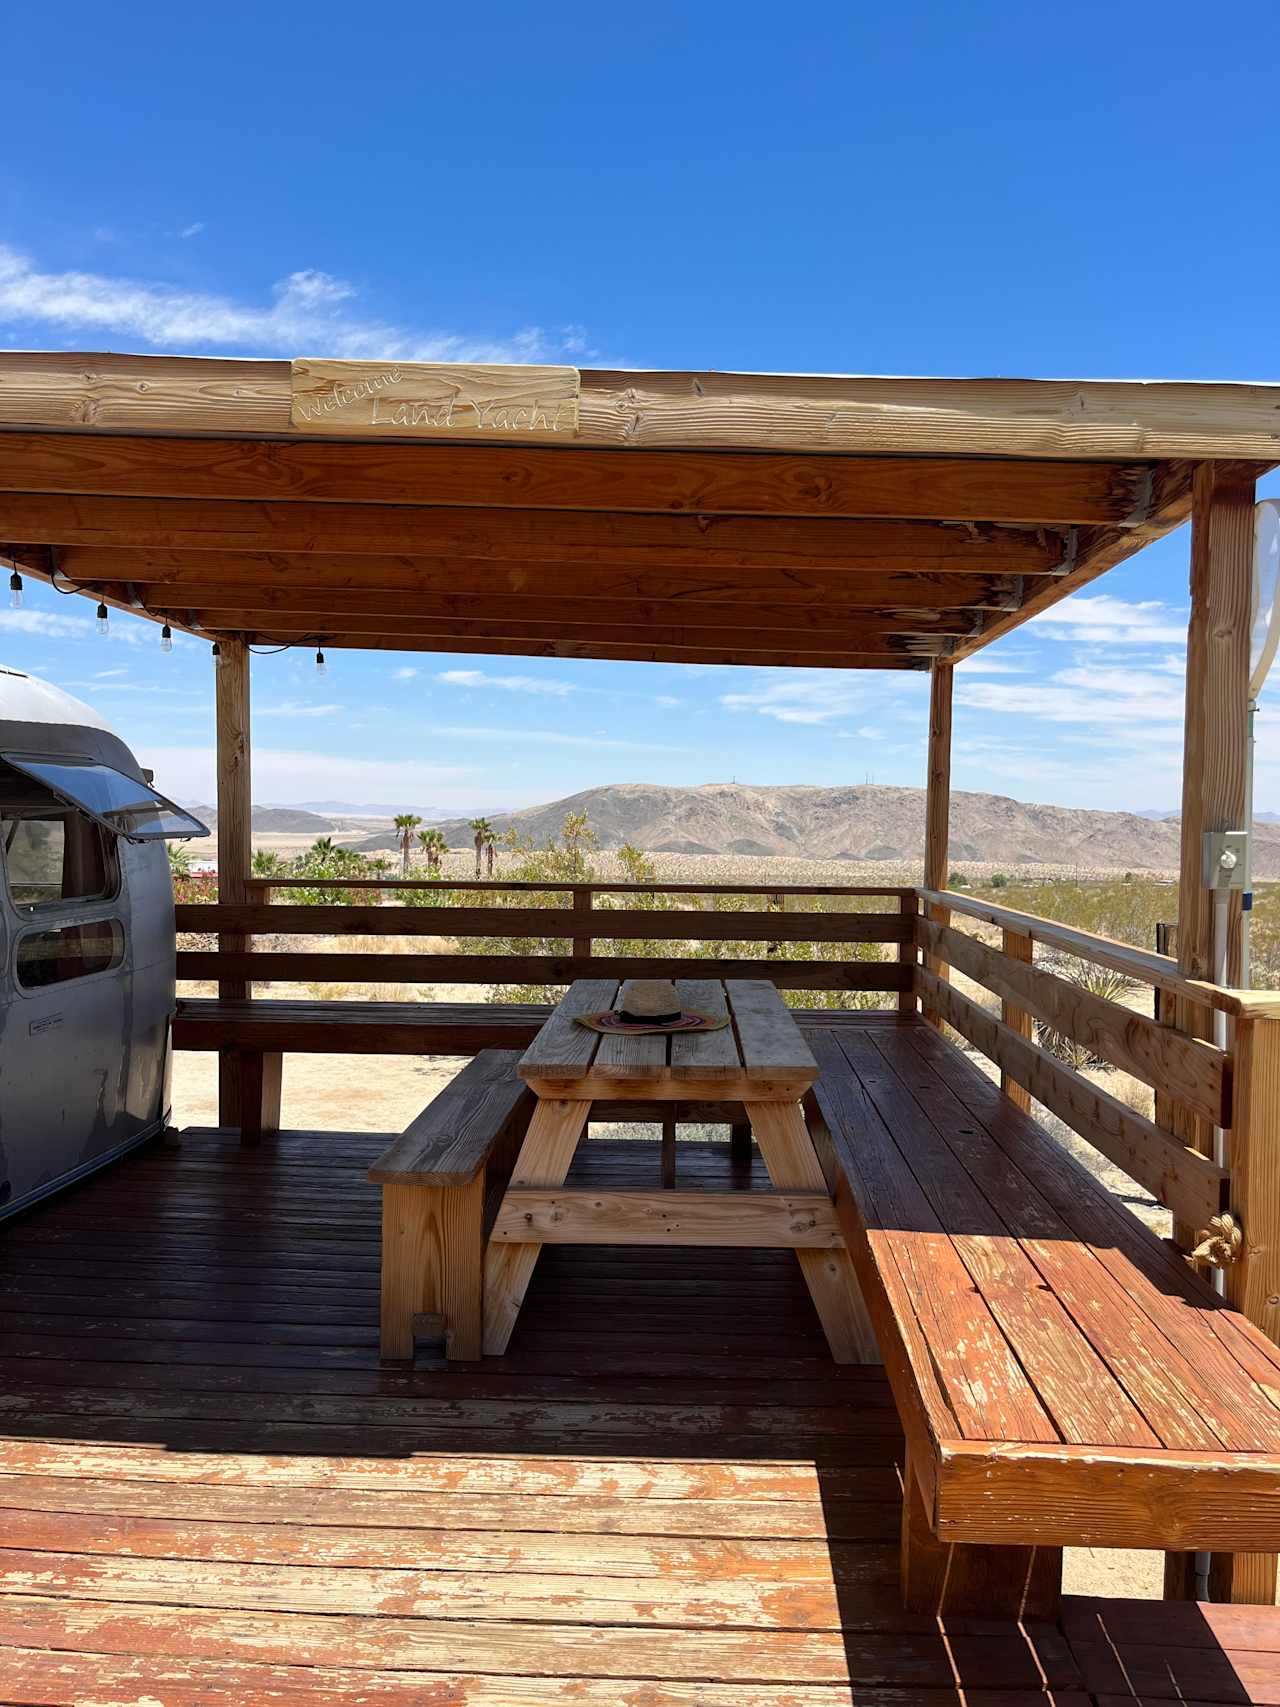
[
  {"left": 47, "top": 549, "right": 1040, "bottom": 609},
  {"left": 80, "top": 583, "right": 980, "bottom": 638},
  {"left": 0, "top": 492, "right": 1071, "bottom": 572},
  {"left": 167, "top": 607, "right": 961, "bottom": 656},
  {"left": 207, "top": 632, "right": 931, "bottom": 668},
  {"left": 0, "top": 431, "right": 1156, "bottom": 526},
  {"left": 4, "top": 352, "right": 1280, "bottom": 458}
]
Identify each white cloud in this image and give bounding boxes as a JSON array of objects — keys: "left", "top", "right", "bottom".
[
  {"left": 393, "top": 666, "right": 418, "bottom": 680},
  {"left": 429, "top": 722, "right": 681, "bottom": 752},
  {"left": 179, "top": 222, "right": 205, "bottom": 239},
  {"left": 438, "top": 668, "right": 576, "bottom": 698},
  {"left": 0, "top": 243, "right": 583, "bottom": 363},
  {"left": 654, "top": 694, "right": 680, "bottom": 707},
  {"left": 95, "top": 667, "right": 129, "bottom": 679},
  {"left": 0, "top": 607, "right": 145, "bottom": 645},
  {"left": 257, "top": 701, "right": 345, "bottom": 718},
  {"left": 956, "top": 662, "right": 1184, "bottom": 734},
  {"left": 721, "top": 670, "right": 887, "bottom": 725},
  {"left": 139, "top": 745, "right": 475, "bottom": 806},
  {"left": 1029, "top": 593, "right": 1188, "bottom": 647}
]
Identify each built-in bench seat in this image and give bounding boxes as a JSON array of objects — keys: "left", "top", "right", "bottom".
[
  {"left": 172, "top": 997, "right": 890, "bottom": 1142},
  {"left": 368, "top": 1049, "right": 534, "bottom": 1360},
  {"left": 806, "top": 1019, "right": 1280, "bottom": 1616}
]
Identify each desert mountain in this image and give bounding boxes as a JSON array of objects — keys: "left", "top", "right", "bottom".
[{"left": 388, "top": 782, "right": 1280, "bottom": 877}]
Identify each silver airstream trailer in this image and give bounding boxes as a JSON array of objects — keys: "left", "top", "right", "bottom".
[{"left": 0, "top": 666, "right": 207, "bottom": 1218}]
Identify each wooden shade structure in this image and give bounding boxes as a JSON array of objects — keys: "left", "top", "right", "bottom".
[
  {"left": 3, "top": 352, "right": 1280, "bottom": 1624},
  {"left": 0, "top": 354, "right": 1276, "bottom": 669}
]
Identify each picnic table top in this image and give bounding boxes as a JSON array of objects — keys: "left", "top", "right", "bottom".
[{"left": 517, "top": 978, "right": 818, "bottom": 1097}]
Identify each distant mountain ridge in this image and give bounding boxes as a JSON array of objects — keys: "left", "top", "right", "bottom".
[{"left": 389, "top": 782, "right": 1280, "bottom": 876}]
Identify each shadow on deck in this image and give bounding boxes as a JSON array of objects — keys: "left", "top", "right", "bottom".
[{"left": 0, "top": 1123, "right": 1273, "bottom": 1701}]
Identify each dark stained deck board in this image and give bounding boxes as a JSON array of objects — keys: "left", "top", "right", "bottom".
[{"left": 1, "top": 1017, "right": 1278, "bottom": 1699}]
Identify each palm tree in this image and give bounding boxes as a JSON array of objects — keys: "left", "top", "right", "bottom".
[
  {"left": 417, "top": 826, "right": 447, "bottom": 876},
  {"left": 393, "top": 813, "right": 422, "bottom": 879},
  {"left": 469, "top": 817, "right": 495, "bottom": 880}
]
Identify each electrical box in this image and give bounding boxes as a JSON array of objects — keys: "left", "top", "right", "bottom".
[{"left": 1202, "top": 829, "right": 1250, "bottom": 890}]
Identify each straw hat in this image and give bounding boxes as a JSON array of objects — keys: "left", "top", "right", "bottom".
[{"left": 618, "top": 978, "right": 681, "bottom": 1025}]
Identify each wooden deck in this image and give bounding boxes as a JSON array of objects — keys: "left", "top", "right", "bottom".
[{"left": 1, "top": 1047, "right": 1279, "bottom": 1701}]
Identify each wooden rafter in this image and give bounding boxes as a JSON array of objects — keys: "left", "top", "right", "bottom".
[
  {"left": 0, "top": 430, "right": 1156, "bottom": 524},
  {"left": 0, "top": 492, "right": 1071, "bottom": 571}
]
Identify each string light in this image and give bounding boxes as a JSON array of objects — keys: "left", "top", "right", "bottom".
[
  {"left": 8, "top": 570, "right": 21, "bottom": 610},
  {"left": 95, "top": 601, "right": 109, "bottom": 636},
  {"left": 211, "top": 642, "right": 222, "bottom": 669},
  {"left": 160, "top": 623, "right": 173, "bottom": 653},
  {"left": 315, "top": 648, "right": 328, "bottom": 677}
]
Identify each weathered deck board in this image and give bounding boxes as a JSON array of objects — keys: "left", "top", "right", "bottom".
[{"left": 1, "top": 1020, "right": 1278, "bottom": 1699}]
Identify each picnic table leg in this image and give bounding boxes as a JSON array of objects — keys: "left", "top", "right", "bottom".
[
  {"left": 900, "top": 1446, "right": 1062, "bottom": 1618},
  {"left": 483, "top": 1098, "right": 590, "bottom": 1355},
  {"left": 746, "top": 1099, "right": 879, "bottom": 1364}
]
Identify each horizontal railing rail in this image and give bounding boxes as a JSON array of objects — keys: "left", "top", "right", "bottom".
[
  {"left": 178, "top": 880, "right": 917, "bottom": 997},
  {"left": 918, "top": 886, "right": 1280, "bottom": 1020}
]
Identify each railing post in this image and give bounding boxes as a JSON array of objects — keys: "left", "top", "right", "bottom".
[
  {"left": 898, "top": 893, "right": 919, "bottom": 1016},
  {"left": 922, "top": 662, "right": 953, "bottom": 1029},
  {"left": 1208, "top": 1009, "right": 1280, "bottom": 1606},
  {"left": 572, "top": 886, "right": 593, "bottom": 966},
  {"left": 1000, "top": 927, "right": 1033, "bottom": 1113}
]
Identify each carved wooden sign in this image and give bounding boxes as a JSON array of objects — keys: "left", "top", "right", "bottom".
[{"left": 290, "top": 359, "right": 580, "bottom": 441}]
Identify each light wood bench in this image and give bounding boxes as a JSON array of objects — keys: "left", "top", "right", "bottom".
[
  {"left": 368, "top": 1050, "right": 534, "bottom": 1361},
  {"left": 173, "top": 999, "right": 552, "bottom": 1142},
  {"left": 806, "top": 1019, "right": 1280, "bottom": 1616}
]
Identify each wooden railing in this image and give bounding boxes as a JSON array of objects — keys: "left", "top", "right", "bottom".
[
  {"left": 176, "top": 878, "right": 919, "bottom": 997},
  {"left": 915, "top": 887, "right": 1280, "bottom": 1347}
]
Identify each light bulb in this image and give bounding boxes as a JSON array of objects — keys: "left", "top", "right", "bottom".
[
  {"left": 96, "top": 601, "right": 109, "bottom": 636},
  {"left": 211, "top": 642, "right": 222, "bottom": 669},
  {"left": 160, "top": 623, "right": 173, "bottom": 653},
  {"left": 8, "top": 571, "right": 21, "bottom": 610},
  {"left": 315, "top": 648, "right": 328, "bottom": 677}
]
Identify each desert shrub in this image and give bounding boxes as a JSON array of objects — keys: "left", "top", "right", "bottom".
[
  {"left": 989, "top": 871, "right": 1008, "bottom": 889},
  {"left": 1033, "top": 957, "right": 1140, "bottom": 1068},
  {"left": 948, "top": 870, "right": 971, "bottom": 888},
  {"left": 172, "top": 870, "right": 218, "bottom": 904},
  {"left": 167, "top": 843, "right": 192, "bottom": 876}
]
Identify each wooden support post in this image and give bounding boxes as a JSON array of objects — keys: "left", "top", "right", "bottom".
[
  {"left": 214, "top": 638, "right": 253, "bottom": 1132},
  {"left": 900, "top": 1448, "right": 1061, "bottom": 1619},
  {"left": 232, "top": 1050, "right": 282, "bottom": 1145},
  {"left": 897, "top": 892, "right": 919, "bottom": 1016},
  {"left": 572, "top": 886, "right": 593, "bottom": 962},
  {"left": 922, "top": 661, "right": 953, "bottom": 1029},
  {"left": 1173, "top": 462, "right": 1275, "bottom": 1606},
  {"left": 1177, "top": 464, "right": 1255, "bottom": 994},
  {"left": 1000, "top": 928, "right": 1034, "bottom": 1113}
]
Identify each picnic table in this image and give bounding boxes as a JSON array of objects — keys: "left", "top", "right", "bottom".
[{"left": 480, "top": 977, "right": 877, "bottom": 1359}]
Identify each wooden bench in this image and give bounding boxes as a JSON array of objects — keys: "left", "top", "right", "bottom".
[
  {"left": 805, "top": 1019, "right": 1280, "bottom": 1616},
  {"left": 173, "top": 997, "right": 884, "bottom": 1143},
  {"left": 367, "top": 1050, "right": 534, "bottom": 1361},
  {"left": 173, "top": 999, "right": 552, "bottom": 1142}
]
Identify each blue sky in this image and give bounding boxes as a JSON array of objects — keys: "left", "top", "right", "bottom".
[{"left": 1, "top": 1, "right": 1278, "bottom": 815}]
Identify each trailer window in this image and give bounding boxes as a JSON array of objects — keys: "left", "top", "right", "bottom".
[
  {"left": 3, "top": 813, "right": 117, "bottom": 910},
  {"left": 16, "top": 917, "right": 125, "bottom": 990}
]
